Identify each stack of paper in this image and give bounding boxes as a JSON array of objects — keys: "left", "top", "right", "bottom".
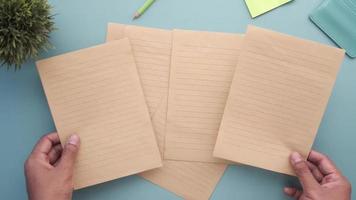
[
  {"left": 106, "top": 24, "right": 227, "bottom": 200},
  {"left": 36, "top": 23, "right": 344, "bottom": 199}
]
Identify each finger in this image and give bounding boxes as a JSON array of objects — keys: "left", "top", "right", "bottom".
[
  {"left": 283, "top": 187, "right": 302, "bottom": 199},
  {"left": 290, "top": 152, "right": 319, "bottom": 190},
  {"left": 32, "top": 133, "right": 61, "bottom": 159},
  {"left": 293, "top": 190, "right": 302, "bottom": 199},
  {"left": 284, "top": 187, "right": 297, "bottom": 196},
  {"left": 58, "top": 134, "right": 80, "bottom": 172},
  {"left": 307, "top": 161, "right": 323, "bottom": 182},
  {"left": 308, "top": 150, "right": 340, "bottom": 176},
  {"left": 48, "top": 144, "right": 63, "bottom": 165}
]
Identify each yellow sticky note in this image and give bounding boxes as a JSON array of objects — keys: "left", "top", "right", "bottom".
[{"left": 244, "top": 0, "right": 293, "bottom": 18}]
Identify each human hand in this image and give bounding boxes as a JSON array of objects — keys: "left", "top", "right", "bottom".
[
  {"left": 24, "top": 132, "right": 80, "bottom": 200},
  {"left": 284, "top": 151, "right": 351, "bottom": 200}
]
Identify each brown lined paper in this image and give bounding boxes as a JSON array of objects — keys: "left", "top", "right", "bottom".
[
  {"left": 214, "top": 26, "right": 345, "bottom": 175},
  {"left": 106, "top": 23, "right": 227, "bottom": 199},
  {"left": 36, "top": 39, "right": 162, "bottom": 189},
  {"left": 165, "top": 29, "right": 243, "bottom": 163},
  {"left": 107, "top": 23, "right": 171, "bottom": 116}
]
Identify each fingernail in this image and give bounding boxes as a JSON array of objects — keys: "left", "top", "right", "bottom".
[
  {"left": 291, "top": 152, "right": 302, "bottom": 164},
  {"left": 283, "top": 187, "right": 292, "bottom": 193},
  {"left": 67, "top": 134, "right": 80, "bottom": 146}
]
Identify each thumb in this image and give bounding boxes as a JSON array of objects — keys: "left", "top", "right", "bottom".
[
  {"left": 290, "top": 152, "right": 319, "bottom": 190},
  {"left": 58, "top": 134, "right": 80, "bottom": 172}
]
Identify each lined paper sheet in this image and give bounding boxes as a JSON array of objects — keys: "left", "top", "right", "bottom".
[
  {"left": 107, "top": 23, "right": 172, "bottom": 116},
  {"left": 165, "top": 29, "right": 243, "bottom": 163},
  {"left": 214, "top": 26, "right": 345, "bottom": 175},
  {"left": 106, "top": 23, "right": 227, "bottom": 199},
  {"left": 36, "top": 39, "right": 162, "bottom": 189}
]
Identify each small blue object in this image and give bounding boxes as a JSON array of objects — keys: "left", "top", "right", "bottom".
[{"left": 310, "top": 0, "right": 356, "bottom": 58}]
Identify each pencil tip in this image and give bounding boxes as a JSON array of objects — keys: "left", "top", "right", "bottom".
[{"left": 132, "top": 12, "right": 140, "bottom": 20}]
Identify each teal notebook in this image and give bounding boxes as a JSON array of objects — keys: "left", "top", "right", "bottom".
[{"left": 310, "top": 0, "right": 356, "bottom": 58}]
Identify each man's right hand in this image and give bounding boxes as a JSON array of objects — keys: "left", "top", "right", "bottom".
[{"left": 284, "top": 151, "right": 352, "bottom": 200}]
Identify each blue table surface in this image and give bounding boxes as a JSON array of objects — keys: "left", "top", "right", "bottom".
[{"left": 0, "top": 0, "right": 355, "bottom": 199}]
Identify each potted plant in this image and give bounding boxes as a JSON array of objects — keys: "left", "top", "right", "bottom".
[{"left": 0, "top": 0, "right": 55, "bottom": 70}]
